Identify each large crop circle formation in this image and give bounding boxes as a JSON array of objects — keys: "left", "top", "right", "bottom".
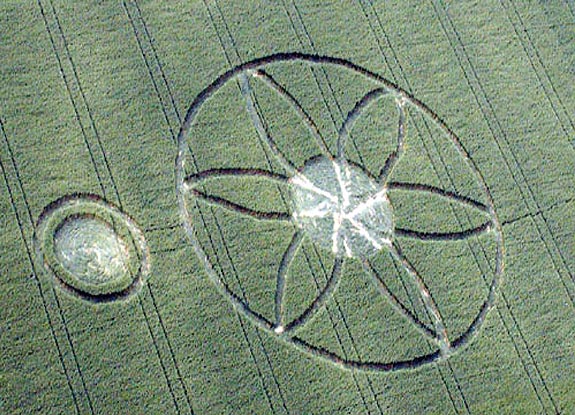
[{"left": 176, "top": 53, "right": 503, "bottom": 372}]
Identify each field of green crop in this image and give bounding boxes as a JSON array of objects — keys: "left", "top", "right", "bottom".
[{"left": 1, "top": 1, "right": 574, "bottom": 414}]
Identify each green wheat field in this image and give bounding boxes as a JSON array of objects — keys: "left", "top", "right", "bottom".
[{"left": 1, "top": 1, "right": 574, "bottom": 414}]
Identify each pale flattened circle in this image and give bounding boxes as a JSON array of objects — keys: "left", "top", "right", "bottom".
[
  {"left": 54, "top": 216, "right": 130, "bottom": 286},
  {"left": 290, "top": 157, "right": 393, "bottom": 258},
  {"left": 35, "top": 195, "right": 149, "bottom": 303}
]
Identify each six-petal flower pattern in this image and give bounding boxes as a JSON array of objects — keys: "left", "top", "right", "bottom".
[{"left": 176, "top": 53, "right": 503, "bottom": 371}]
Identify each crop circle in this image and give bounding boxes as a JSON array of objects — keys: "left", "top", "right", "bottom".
[
  {"left": 176, "top": 53, "right": 503, "bottom": 371},
  {"left": 35, "top": 194, "right": 149, "bottom": 302}
]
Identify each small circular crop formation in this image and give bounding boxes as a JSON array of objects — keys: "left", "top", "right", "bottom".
[
  {"left": 35, "top": 194, "right": 149, "bottom": 303},
  {"left": 177, "top": 53, "right": 503, "bottom": 372}
]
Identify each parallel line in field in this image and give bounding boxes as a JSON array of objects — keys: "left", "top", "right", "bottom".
[
  {"left": 41, "top": 1, "right": 192, "bottom": 413},
  {"left": 37, "top": 0, "right": 106, "bottom": 198},
  {"left": 436, "top": 0, "right": 568, "bottom": 402},
  {"left": 0, "top": 117, "right": 86, "bottom": 415},
  {"left": 124, "top": 3, "right": 199, "bottom": 412},
  {"left": 432, "top": 2, "right": 560, "bottom": 413},
  {"left": 123, "top": 0, "right": 178, "bottom": 149},
  {"left": 355, "top": 2, "right": 473, "bottom": 413},
  {"left": 499, "top": 0, "right": 575, "bottom": 301},
  {"left": 389, "top": 257, "right": 465, "bottom": 414},
  {"left": 139, "top": 285, "right": 189, "bottom": 415},
  {"left": 42, "top": 1, "right": 183, "bottom": 412},
  {"left": 501, "top": 197, "right": 574, "bottom": 228},
  {"left": 502, "top": 0, "right": 575, "bottom": 143},
  {"left": 37, "top": 3, "right": 123, "bottom": 412},
  {"left": 44, "top": 0, "right": 121, "bottom": 203},
  {"left": 302, "top": 244, "right": 377, "bottom": 412},
  {"left": 122, "top": 2, "right": 203, "bottom": 414},
  {"left": 195, "top": 199, "right": 279, "bottom": 414},
  {"left": 136, "top": 293, "right": 183, "bottom": 414},
  {"left": 436, "top": 0, "right": 575, "bottom": 310},
  {"left": 284, "top": 2, "right": 367, "bottom": 169},
  {"left": 146, "top": 284, "right": 195, "bottom": 412},
  {"left": 203, "top": 2, "right": 293, "bottom": 413},
  {"left": 278, "top": 2, "right": 388, "bottom": 413},
  {"left": 210, "top": 201, "right": 287, "bottom": 415},
  {"left": 499, "top": 0, "right": 575, "bottom": 140},
  {"left": 125, "top": 0, "right": 278, "bottom": 412}
]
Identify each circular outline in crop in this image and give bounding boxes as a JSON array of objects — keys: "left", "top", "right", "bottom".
[
  {"left": 176, "top": 52, "right": 504, "bottom": 372},
  {"left": 35, "top": 194, "right": 150, "bottom": 303}
]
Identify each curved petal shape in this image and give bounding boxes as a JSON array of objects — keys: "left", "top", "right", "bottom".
[
  {"left": 250, "top": 69, "right": 333, "bottom": 159},
  {"left": 274, "top": 230, "right": 305, "bottom": 329},
  {"left": 388, "top": 241, "right": 450, "bottom": 354},
  {"left": 185, "top": 167, "right": 289, "bottom": 184},
  {"left": 184, "top": 168, "right": 291, "bottom": 222},
  {"left": 362, "top": 258, "right": 437, "bottom": 342},
  {"left": 395, "top": 221, "right": 491, "bottom": 241},
  {"left": 336, "top": 88, "right": 405, "bottom": 180},
  {"left": 238, "top": 73, "right": 299, "bottom": 176},
  {"left": 378, "top": 98, "right": 407, "bottom": 182},
  {"left": 283, "top": 256, "right": 343, "bottom": 335},
  {"left": 387, "top": 181, "right": 493, "bottom": 242},
  {"left": 387, "top": 181, "right": 490, "bottom": 211},
  {"left": 239, "top": 72, "right": 335, "bottom": 174},
  {"left": 337, "top": 88, "right": 389, "bottom": 158}
]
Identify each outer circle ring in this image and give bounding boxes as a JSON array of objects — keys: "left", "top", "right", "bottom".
[{"left": 176, "top": 52, "right": 504, "bottom": 371}]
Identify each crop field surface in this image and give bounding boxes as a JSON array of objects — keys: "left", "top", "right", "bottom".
[{"left": 1, "top": 1, "right": 574, "bottom": 414}]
